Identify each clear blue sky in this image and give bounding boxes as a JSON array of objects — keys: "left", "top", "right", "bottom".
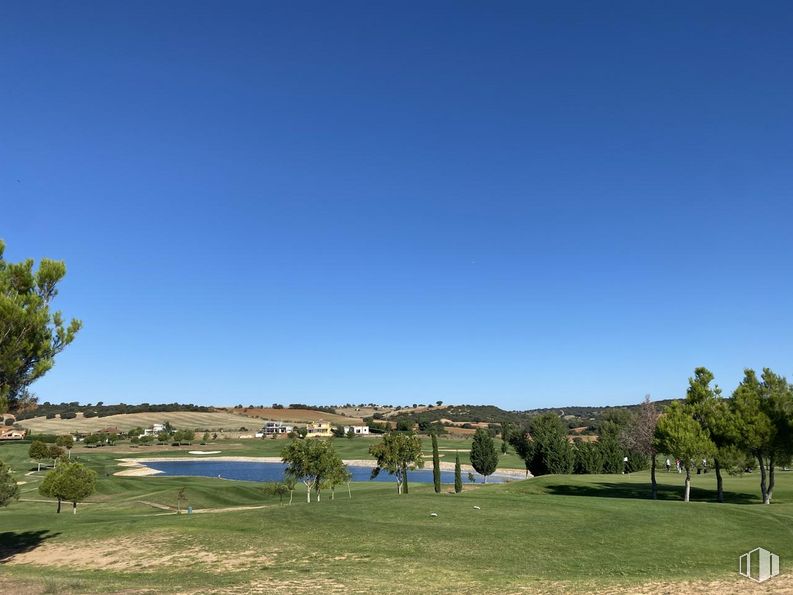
[{"left": 2, "top": 1, "right": 792, "bottom": 409}]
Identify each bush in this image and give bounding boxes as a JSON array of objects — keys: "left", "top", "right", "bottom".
[
  {"left": 573, "top": 441, "right": 603, "bottom": 474},
  {"left": 27, "top": 434, "right": 58, "bottom": 444}
]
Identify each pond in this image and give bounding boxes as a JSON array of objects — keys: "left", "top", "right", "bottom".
[{"left": 144, "top": 460, "right": 510, "bottom": 484}]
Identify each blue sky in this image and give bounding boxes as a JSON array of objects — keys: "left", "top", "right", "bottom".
[{"left": 2, "top": 1, "right": 792, "bottom": 409}]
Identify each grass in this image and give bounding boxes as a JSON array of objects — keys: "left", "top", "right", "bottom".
[{"left": 1, "top": 441, "right": 792, "bottom": 593}]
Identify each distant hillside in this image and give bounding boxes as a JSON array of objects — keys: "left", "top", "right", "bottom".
[
  {"left": 222, "top": 407, "right": 363, "bottom": 425},
  {"left": 15, "top": 411, "right": 260, "bottom": 434},
  {"left": 384, "top": 399, "right": 680, "bottom": 434},
  {"left": 14, "top": 401, "right": 215, "bottom": 421}
]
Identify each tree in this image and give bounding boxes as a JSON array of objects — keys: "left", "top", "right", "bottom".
[
  {"left": 281, "top": 438, "right": 344, "bottom": 503},
  {"left": 39, "top": 461, "right": 96, "bottom": 513},
  {"left": 454, "top": 452, "right": 462, "bottom": 493},
  {"left": 315, "top": 443, "right": 348, "bottom": 502},
  {"left": 470, "top": 428, "right": 499, "bottom": 482},
  {"left": 436, "top": 400, "right": 443, "bottom": 407},
  {"left": 369, "top": 432, "right": 423, "bottom": 495},
  {"left": 431, "top": 433, "right": 441, "bottom": 494},
  {"left": 508, "top": 429, "right": 534, "bottom": 478},
  {"left": 653, "top": 402, "right": 714, "bottom": 502},
  {"left": 263, "top": 482, "right": 290, "bottom": 505},
  {"left": 619, "top": 395, "right": 659, "bottom": 498},
  {"left": 55, "top": 434, "right": 74, "bottom": 459},
  {"left": 0, "top": 459, "right": 20, "bottom": 507},
  {"left": 0, "top": 241, "right": 82, "bottom": 414},
  {"left": 176, "top": 487, "right": 188, "bottom": 514},
  {"left": 48, "top": 445, "right": 65, "bottom": 467},
  {"left": 683, "top": 368, "right": 737, "bottom": 503},
  {"left": 324, "top": 459, "right": 352, "bottom": 501},
  {"left": 500, "top": 422, "right": 510, "bottom": 454},
  {"left": 29, "top": 440, "right": 50, "bottom": 471},
  {"left": 572, "top": 440, "right": 603, "bottom": 474},
  {"left": 512, "top": 414, "right": 573, "bottom": 476},
  {"left": 733, "top": 368, "right": 793, "bottom": 504}
]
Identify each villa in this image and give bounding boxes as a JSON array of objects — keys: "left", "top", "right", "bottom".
[
  {"left": 255, "top": 421, "right": 294, "bottom": 437},
  {"left": 0, "top": 428, "right": 26, "bottom": 440},
  {"left": 306, "top": 421, "right": 333, "bottom": 437},
  {"left": 142, "top": 423, "right": 165, "bottom": 436}
]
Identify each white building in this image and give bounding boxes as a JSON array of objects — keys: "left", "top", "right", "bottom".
[
  {"left": 343, "top": 425, "right": 370, "bottom": 435},
  {"left": 256, "top": 421, "right": 294, "bottom": 438},
  {"left": 143, "top": 423, "right": 165, "bottom": 436}
]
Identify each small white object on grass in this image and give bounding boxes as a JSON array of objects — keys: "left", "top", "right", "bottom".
[
  {"left": 473, "top": 506, "right": 481, "bottom": 510},
  {"left": 430, "top": 512, "right": 438, "bottom": 517}
]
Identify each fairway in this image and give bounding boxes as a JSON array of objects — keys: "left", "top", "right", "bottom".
[{"left": 1, "top": 441, "right": 791, "bottom": 593}]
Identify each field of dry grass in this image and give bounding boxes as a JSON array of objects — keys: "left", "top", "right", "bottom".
[
  {"left": 16, "top": 411, "right": 266, "bottom": 434},
  {"left": 221, "top": 407, "right": 363, "bottom": 425}
]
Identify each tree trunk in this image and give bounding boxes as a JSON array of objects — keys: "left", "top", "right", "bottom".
[
  {"left": 714, "top": 458, "right": 723, "bottom": 503},
  {"left": 331, "top": 488, "right": 335, "bottom": 501},
  {"left": 37, "top": 462, "right": 41, "bottom": 472},
  {"left": 289, "top": 490, "right": 293, "bottom": 505},
  {"left": 72, "top": 501, "right": 77, "bottom": 514},
  {"left": 305, "top": 482, "right": 311, "bottom": 503},
  {"left": 684, "top": 466, "right": 691, "bottom": 502},
  {"left": 758, "top": 454, "right": 768, "bottom": 504},
  {"left": 347, "top": 481, "right": 351, "bottom": 499},
  {"left": 766, "top": 454, "right": 775, "bottom": 505},
  {"left": 56, "top": 498, "right": 61, "bottom": 513},
  {"left": 316, "top": 487, "right": 321, "bottom": 502},
  {"left": 650, "top": 454, "right": 657, "bottom": 500}
]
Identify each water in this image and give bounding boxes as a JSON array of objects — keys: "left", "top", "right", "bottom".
[{"left": 144, "top": 459, "right": 509, "bottom": 484}]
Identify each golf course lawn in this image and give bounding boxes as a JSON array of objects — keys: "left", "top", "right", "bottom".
[{"left": 1, "top": 440, "right": 791, "bottom": 593}]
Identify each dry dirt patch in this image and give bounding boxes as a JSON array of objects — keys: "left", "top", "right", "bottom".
[{"left": 5, "top": 533, "right": 274, "bottom": 573}]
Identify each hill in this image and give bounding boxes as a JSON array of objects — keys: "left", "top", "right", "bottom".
[
  {"left": 384, "top": 399, "right": 681, "bottom": 434},
  {"left": 222, "top": 407, "right": 363, "bottom": 425},
  {"left": 16, "top": 411, "right": 271, "bottom": 434}
]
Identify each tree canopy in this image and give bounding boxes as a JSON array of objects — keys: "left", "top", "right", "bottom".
[
  {"left": 653, "top": 401, "right": 714, "bottom": 502},
  {"left": 0, "top": 459, "right": 20, "bottom": 507},
  {"left": 0, "top": 241, "right": 82, "bottom": 414},
  {"left": 369, "top": 432, "right": 423, "bottom": 495},
  {"left": 281, "top": 438, "right": 346, "bottom": 503},
  {"left": 470, "top": 428, "right": 499, "bottom": 481},
  {"left": 38, "top": 461, "right": 96, "bottom": 513}
]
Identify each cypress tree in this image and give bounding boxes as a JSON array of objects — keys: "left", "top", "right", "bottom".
[
  {"left": 470, "top": 428, "right": 499, "bottom": 483},
  {"left": 431, "top": 433, "right": 441, "bottom": 493},
  {"left": 402, "top": 463, "right": 408, "bottom": 494},
  {"left": 454, "top": 452, "right": 462, "bottom": 493}
]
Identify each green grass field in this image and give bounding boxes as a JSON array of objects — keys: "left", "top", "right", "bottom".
[
  {"left": 1, "top": 440, "right": 791, "bottom": 594},
  {"left": 94, "top": 433, "right": 529, "bottom": 470}
]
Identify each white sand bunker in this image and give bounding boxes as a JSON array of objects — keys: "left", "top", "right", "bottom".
[{"left": 188, "top": 450, "right": 221, "bottom": 455}]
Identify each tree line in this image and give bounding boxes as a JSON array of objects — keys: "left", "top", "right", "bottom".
[{"left": 507, "top": 367, "right": 793, "bottom": 503}]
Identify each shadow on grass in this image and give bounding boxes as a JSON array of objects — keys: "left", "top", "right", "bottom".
[
  {"left": 543, "top": 481, "right": 758, "bottom": 504},
  {"left": 0, "top": 530, "right": 60, "bottom": 563}
]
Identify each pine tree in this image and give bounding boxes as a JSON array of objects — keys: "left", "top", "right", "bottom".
[
  {"left": 431, "top": 433, "right": 441, "bottom": 493},
  {"left": 454, "top": 452, "right": 462, "bottom": 493},
  {"left": 470, "top": 428, "right": 499, "bottom": 482}
]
